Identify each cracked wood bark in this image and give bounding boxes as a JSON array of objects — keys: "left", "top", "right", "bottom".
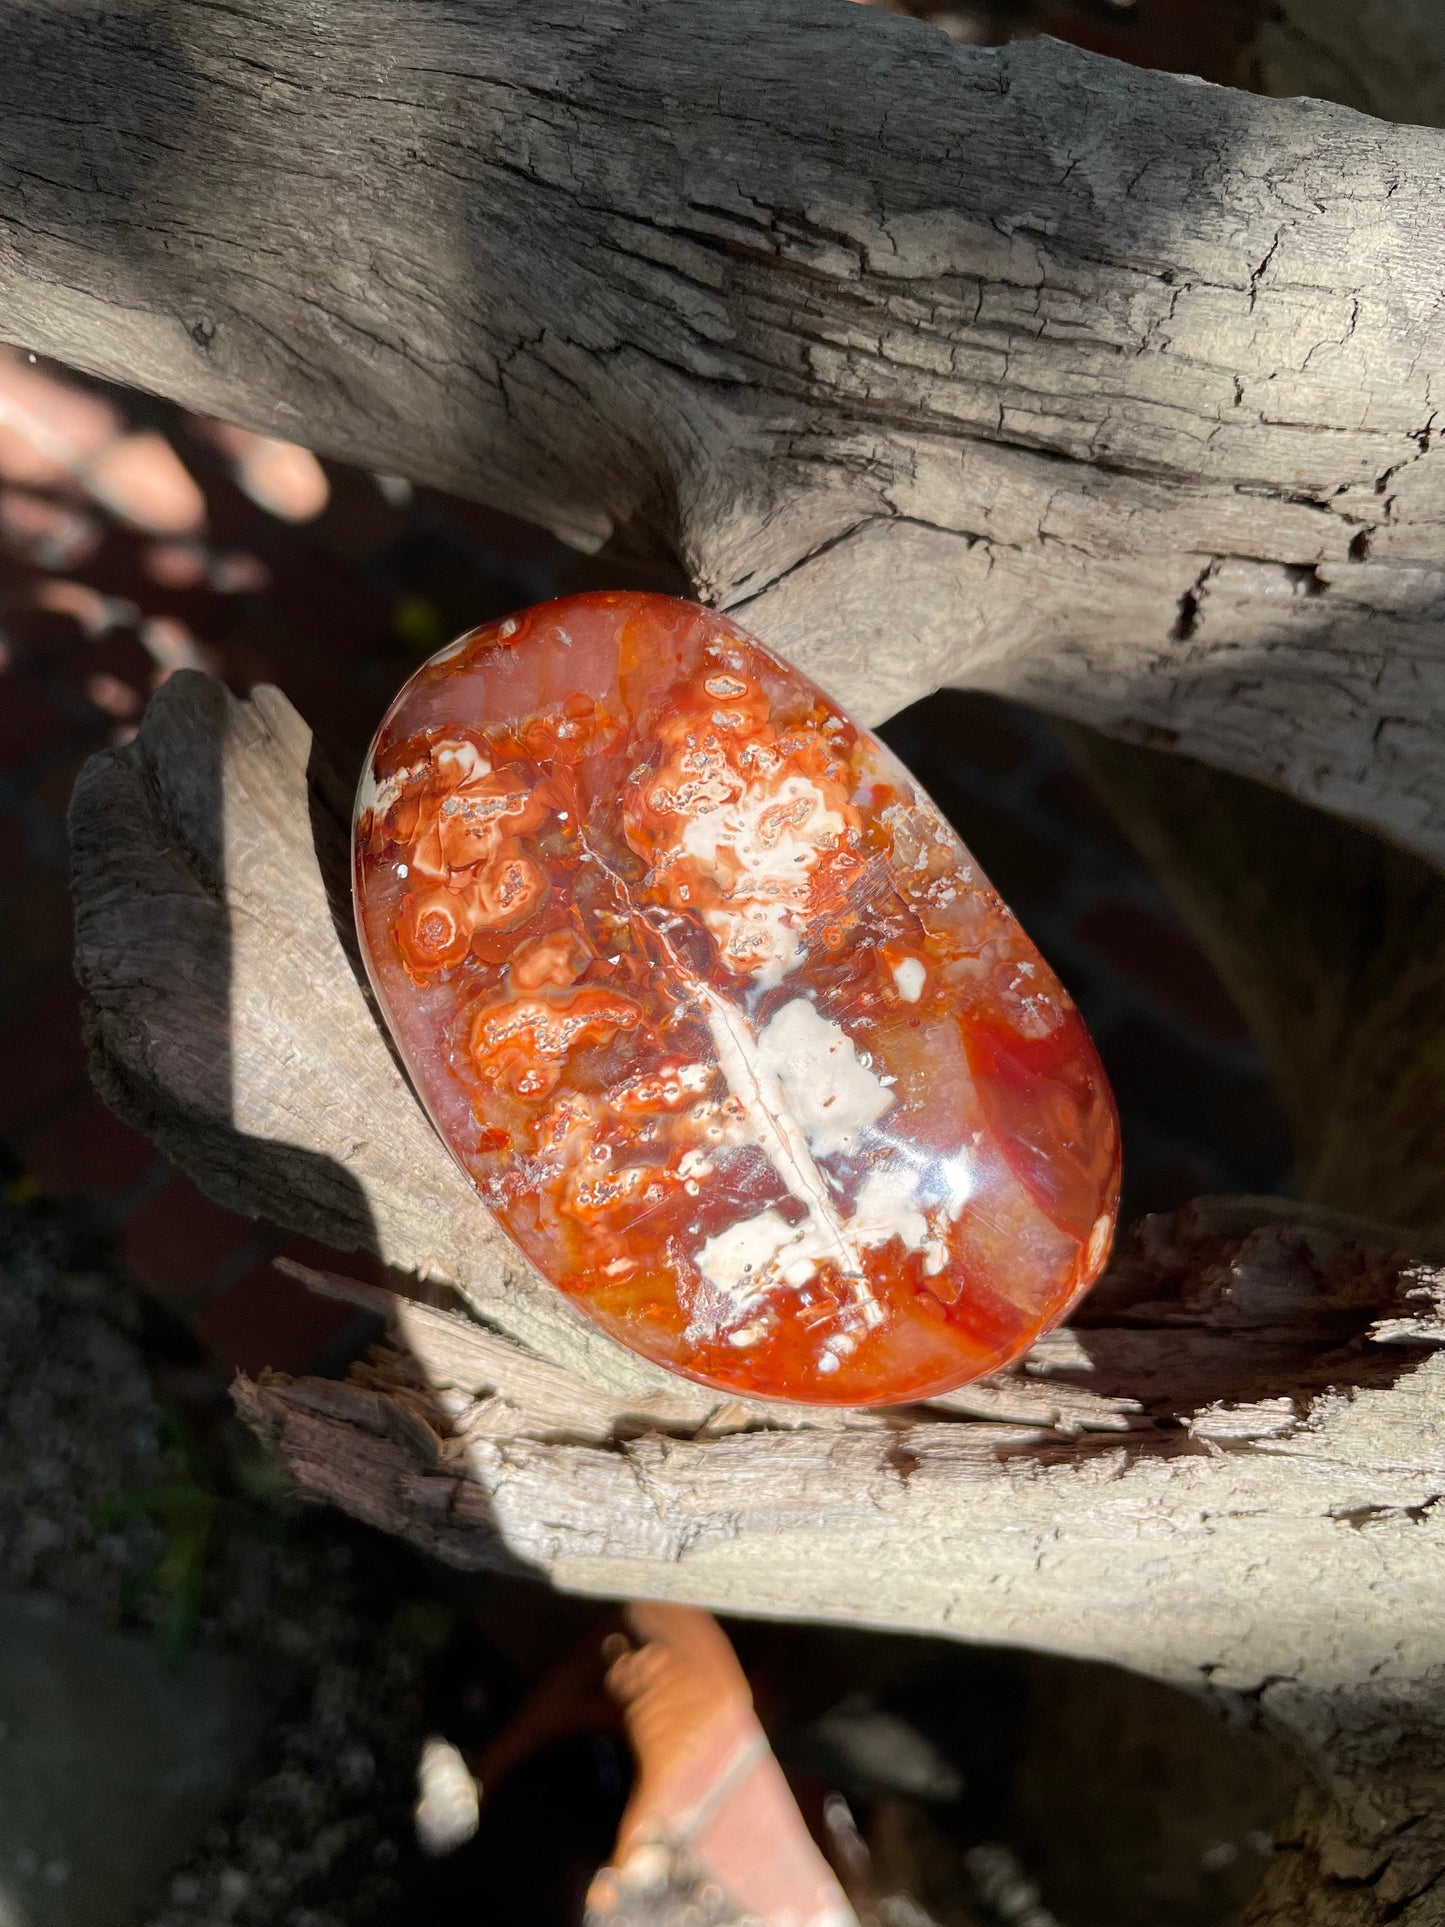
[
  {"left": 69, "top": 674, "right": 1445, "bottom": 1922},
  {"left": 1070, "top": 0, "right": 1445, "bottom": 1272},
  {"left": 4, "top": 1, "right": 1445, "bottom": 862}
]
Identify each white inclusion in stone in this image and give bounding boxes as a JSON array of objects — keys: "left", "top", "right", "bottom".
[
  {"left": 724, "top": 900, "right": 806, "bottom": 992},
  {"left": 695, "top": 1206, "right": 834, "bottom": 1308},
  {"left": 677, "top": 1147, "right": 713, "bottom": 1196},
  {"left": 727, "top": 1318, "right": 771, "bottom": 1348},
  {"left": 690, "top": 987, "right": 937, "bottom": 1339},
  {"left": 1085, "top": 1211, "right": 1113, "bottom": 1273},
  {"left": 355, "top": 756, "right": 418, "bottom": 824},
  {"left": 429, "top": 629, "right": 475, "bottom": 665},
  {"left": 891, "top": 956, "right": 926, "bottom": 1003},
  {"left": 695, "top": 1208, "right": 803, "bottom": 1304},
  {"left": 780, "top": 1249, "right": 821, "bottom": 1288},
  {"left": 357, "top": 739, "right": 490, "bottom": 826},
  {"left": 355, "top": 759, "right": 381, "bottom": 820},
  {"left": 850, "top": 1166, "right": 929, "bottom": 1254},
  {"left": 681, "top": 771, "right": 846, "bottom": 987},
  {"left": 697, "top": 987, "right": 876, "bottom": 1309},
  {"left": 756, "top": 997, "right": 895, "bottom": 1158},
  {"left": 431, "top": 738, "right": 491, "bottom": 786}
]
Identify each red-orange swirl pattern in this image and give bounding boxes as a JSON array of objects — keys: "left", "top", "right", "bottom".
[{"left": 354, "top": 594, "right": 1120, "bottom": 1405}]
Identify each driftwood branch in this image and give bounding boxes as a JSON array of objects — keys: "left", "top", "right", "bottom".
[
  {"left": 244, "top": 1200, "right": 1445, "bottom": 1624},
  {"left": 245, "top": 1206, "right": 1445, "bottom": 1927},
  {"left": 69, "top": 674, "right": 1445, "bottom": 1920},
  {"left": 242, "top": 1209, "right": 1445, "bottom": 1927},
  {"left": 4, "top": 1, "right": 1445, "bottom": 861}
]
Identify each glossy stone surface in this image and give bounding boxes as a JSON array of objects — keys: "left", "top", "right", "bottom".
[{"left": 354, "top": 594, "right": 1120, "bottom": 1405}]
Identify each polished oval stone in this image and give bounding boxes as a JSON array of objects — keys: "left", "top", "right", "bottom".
[{"left": 354, "top": 594, "right": 1120, "bottom": 1406}]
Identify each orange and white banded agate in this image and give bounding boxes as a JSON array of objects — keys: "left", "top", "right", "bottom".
[{"left": 354, "top": 593, "right": 1120, "bottom": 1405}]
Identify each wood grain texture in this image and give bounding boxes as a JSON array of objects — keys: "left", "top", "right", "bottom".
[
  {"left": 5, "top": 1, "right": 1445, "bottom": 861},
  {"left": 245, "top": 1202, "right": 1445, "bottom": 1927},
  {"left": 243, "top": 1203, "right": 1445, "bottom": 1667}
]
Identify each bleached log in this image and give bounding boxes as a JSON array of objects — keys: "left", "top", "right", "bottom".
[{"left": 4, "top": 1, "right": 1445, "bottom": 862}]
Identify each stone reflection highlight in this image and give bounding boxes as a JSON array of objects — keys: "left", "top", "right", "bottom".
[{"left": 354, "top": 594, "right": 1120, "bottom": 1405}]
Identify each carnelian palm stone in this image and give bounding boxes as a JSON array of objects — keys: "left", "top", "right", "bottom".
[{"left": 354, "top": 594, "right": 1120, "bottom": 1406}]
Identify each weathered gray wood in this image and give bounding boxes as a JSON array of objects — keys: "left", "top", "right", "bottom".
[
  {"left": 43, "top": 7, "right": 1445, "bottom": 1908},
  {"left": 242, "top": 1198, "right": 1445, "bottom": 1628},
  {"left": 244, "top": 1200, "right": 1445, "bottom": 1926},
  {"left": 5, "top": 1, "right": 1445, "bottom": 865}
]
